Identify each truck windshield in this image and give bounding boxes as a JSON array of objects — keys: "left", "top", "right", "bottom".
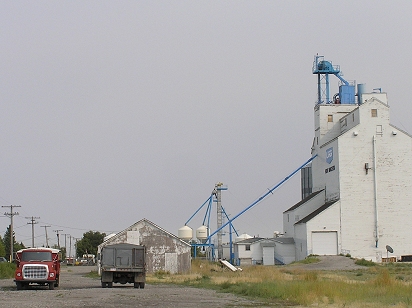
[{"left": 21, "top": 251, "right": 52, "bottom": 261}]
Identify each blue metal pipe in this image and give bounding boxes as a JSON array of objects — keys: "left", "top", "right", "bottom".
[
  {"left": 221, "top": 206, "right": 238, "bottom": 264},
  {"left": 335, "top": 73, "right": 349, "bottom": 86},
  {"left": 185, "top": 195, "right": 213, "bottom": 226},
  {"left": 206, "top": 196, "right": 213, "bottom": 227},
  {"left": 229, "top": 222, "right": 233, "bottom": 263},
  {"left": 202, "top": 196, "right": 212, "bottom": 226},
  {"left": 207, "top": 155, "right": 317, "bottom": 241},
  {"left": 326, "top": 74, "right": 330, "bottom": 103},
  {"left": 221, "top": 206, "right": 239, "bottom": 237}
]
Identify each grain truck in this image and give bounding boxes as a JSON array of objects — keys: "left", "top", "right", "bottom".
[
  {"left": 14, "top": 247, "right": 62, "bottom": 290},
  {"left": 99, "top": 243, "right": 146, "bottom": 288}
]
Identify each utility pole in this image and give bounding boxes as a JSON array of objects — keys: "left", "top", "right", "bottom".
[
  {"left": 54, "top": 229, "right": 63, "bottom": 248},
  {"left": 62, "top": 233, "right": 69, "bottom": 257},
  {"left": 26, "top": 216, "right": 40, "bottom": 248},
  {"left": 2, "top": 205, "right": 21, "bottom": 262},
  {"left": 69, "top": 236, "right": 72, "bottom": 261},
  {"left": 74, "top": 238, "right": 80, "bottom": 260},
  {"left": 41, "top": 225, "right": 51, "bottom": 247}
]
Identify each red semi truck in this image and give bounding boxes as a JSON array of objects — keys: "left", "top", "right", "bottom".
[{"left": 14, "top": 247, "right": 62, "bottom": 290}]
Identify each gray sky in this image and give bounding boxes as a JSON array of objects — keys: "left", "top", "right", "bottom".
[{"left": 1, "top": 1, "right": 412, "bottom": 249}]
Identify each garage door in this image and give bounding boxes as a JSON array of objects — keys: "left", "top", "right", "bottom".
[
  {"left": 263, "top": 246, "right": 274, "bottom": 265},
  {"left": 312, "top": 231, "right": 337, "bottom": 255}
]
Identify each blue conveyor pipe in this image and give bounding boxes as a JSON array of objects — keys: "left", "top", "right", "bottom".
[
  {"left": 207, "top": 155, "right": 317, "bottom": 241},
  {"left": 185, "top": 195, "right": 213, "bottom": 226}
]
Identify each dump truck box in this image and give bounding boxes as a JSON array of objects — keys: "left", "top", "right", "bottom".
[{"left": 99, "top": 243, "right": 146, "bottom": 288}]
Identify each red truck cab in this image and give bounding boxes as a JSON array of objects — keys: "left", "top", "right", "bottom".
[{"left": 14, "top": 247, "right": 61, "bottom": 290}]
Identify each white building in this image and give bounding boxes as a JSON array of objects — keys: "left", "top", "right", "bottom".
[
  {"left": 234, "top": 237, "right": 261, "bottom": 265},
  {"left": 97, "top": 218, "right": 191, "bottom": 274},
  {"left": 281, "top": 57, "right": 412, "bottom": 263}
]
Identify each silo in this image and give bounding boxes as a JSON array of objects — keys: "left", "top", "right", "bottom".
[
  {"left": 357, "top": 84, "right": 366, "bottom": 104},
  {"left": 178, "top": 225, "right": 193, "bottom": 242},
  {"left": 196, "top": 225, "right": 209, "bottom": 243}
]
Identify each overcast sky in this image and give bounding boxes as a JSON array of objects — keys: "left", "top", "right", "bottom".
[{"left": 1, "top": 1, "right": 412, "bottom": 251}]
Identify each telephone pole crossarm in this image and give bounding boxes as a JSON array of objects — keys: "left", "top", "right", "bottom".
[
  {"left": 2, "top": 205, "right": 21, "bottom": 261},
  {"left": 26, "top": 216, "right": 40, "bottom": 248},
  {"left": 54, "top": 229, "right": 63, "bottom": 248}
]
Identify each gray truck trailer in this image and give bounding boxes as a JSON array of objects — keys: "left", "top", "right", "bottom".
[{"left": 99, "top": 243, "right": 146, "bottom": 288}]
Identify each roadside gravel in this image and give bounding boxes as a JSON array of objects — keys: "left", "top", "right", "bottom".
[
  {"left": 0, "top": 256, "right": 364, "bottom": 307},
  {"left": 0, "top": 265, "right": 273, "bottom": 308}
]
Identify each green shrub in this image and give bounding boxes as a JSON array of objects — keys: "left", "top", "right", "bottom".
[
  {"left": 300, "top": 256, "right": 320, "bottom": 264},
  {"left": 219, "top": 281, "right": 232, "bottom": 289},
  {"left": 154, "top": 270, "right": 170, "bottom": 279},
  {"left": 0, "top": 262, "right": 16, "bottom": 279},
  {"left": 355, "top": 258, "right": 375, "bottom": 266}
]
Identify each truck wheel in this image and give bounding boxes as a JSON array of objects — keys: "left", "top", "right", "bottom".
[
  {"left": 133, "top": 282, "right": 139, "bottom": 288},
  {"left": 108, "top": 282, "right": 113, "bottom": 288},
  {"left": 54, "top": 277, "right": 60, "bottom": 287},
  {"left": 48, "top": 282, "right": 55, "bottom": 290},
  {"left": 101, "top": 282, "right": 107, "bottom": 288},
  {"left": 16, "top": 282, "right": 23, "bottom": 290},
  {"left": 139, "top": 282, "right": 145, "bottom": 289}
]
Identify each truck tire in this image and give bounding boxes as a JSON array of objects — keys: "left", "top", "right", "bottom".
[
  {"left": 108, "top": 282, "right": 113, "bottom": 288},
  {"left": 48, "top": 282, "right": 55, "bottom": 290},
  {"left": 16, "top": 282, "right": 23, "bottom": 290},
  {"left": 139, "top": 282, "right": 145, "bottom": 289},
  {"left": 54, "top": 277, "right": 60, "bottom": 287},
  {"left": 101, "top": 282, "right": 107, "bottom": 288},
  {"left": 133, "top": 282, "right": 139, "bottom": 288}
]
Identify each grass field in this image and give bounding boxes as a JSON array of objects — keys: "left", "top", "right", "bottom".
[{"left": 147, "top": 258, "right": 412, "bottom": 307}]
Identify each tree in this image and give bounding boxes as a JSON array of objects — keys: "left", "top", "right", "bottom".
[
  {"left": 0, "top": 235, "right": 5, "bottom": 257},
  {"left": 3, "top": 225, "right": 25, "bottom": 261},
  {"left": 76, "top": 231, "right": 106, "bottom": 257},
  {"left": 15, "top": 242, "right": 25, "bottom": 252}
]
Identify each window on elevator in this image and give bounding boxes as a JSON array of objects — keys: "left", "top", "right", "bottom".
[
  {"left": 371, "top": 109, "right": 378, "bottom": 117},
  {"left": 328, "top": 115, "right": 333, "bottom": 122}
]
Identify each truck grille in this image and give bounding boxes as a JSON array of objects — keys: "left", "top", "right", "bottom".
[{"left": 22, "top": 265, "right": 48, "bottom": 280}]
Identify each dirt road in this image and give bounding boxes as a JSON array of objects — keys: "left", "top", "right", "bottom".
[
  {"left": 0, "top": 265, "right": 271, "bottom": 308},
  {"left": 288, "top": 255, "right": 366, "bottom": 271}
]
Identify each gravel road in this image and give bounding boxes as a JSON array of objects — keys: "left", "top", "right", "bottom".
[
  {"left": 288, "top": 255, "right": 366, "bottom": 271},
  {"left": 0, "top": 265, "right": 272, "bottom": 308},
  {"left": 0, "top": 256, "right": 363, "bottom": 307}
]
